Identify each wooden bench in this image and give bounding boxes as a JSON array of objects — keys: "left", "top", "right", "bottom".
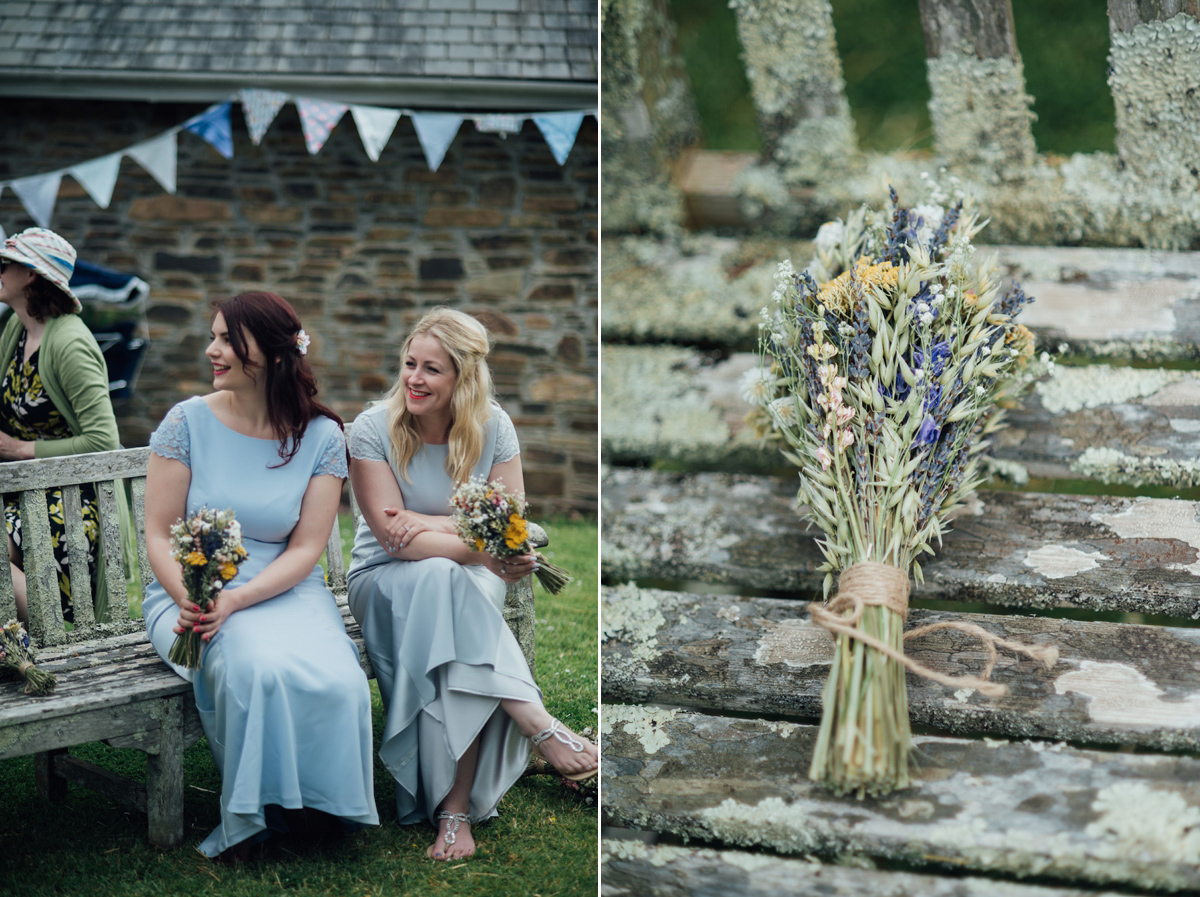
[
  {"left": 600, "top": 244, "right": 1200, "bottom": 895},
  {"left": 0, "top": 446, "right": 540, "bottom": 848}
]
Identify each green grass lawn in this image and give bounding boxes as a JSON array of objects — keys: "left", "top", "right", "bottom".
[{"left": 0, "top": 515, "right": 598, "bottom": 897}]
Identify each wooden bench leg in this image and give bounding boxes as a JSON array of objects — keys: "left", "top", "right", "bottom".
[
  {"left": 34, "top": 748, "right": 68, "bottom": 802},
  {"left": 504, "top": 576, "right": 537, "bottom": 673},
  {"left": 145, "top": 699, "right": 186, "bottom": 848}
]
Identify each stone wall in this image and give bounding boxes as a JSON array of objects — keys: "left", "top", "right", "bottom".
[{"left": 0, "top": 98, "right": 597, "bottom": 517}]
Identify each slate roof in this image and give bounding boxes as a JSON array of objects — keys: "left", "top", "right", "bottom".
[{"left": 0, "top": 0, "right": 596, "bottom": 108}]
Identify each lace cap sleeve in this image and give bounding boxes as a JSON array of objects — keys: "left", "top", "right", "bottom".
[
  {"left": 314, "top": 422, "right": 349, "bottom": 478},
  {"left": 347, "top": 410, "right": 388, "bottom": 462},
  {"left": 493, "top": 406, "right": 520, "bottom": 464},
  {"left": 149, "top": 403, "right": 191, "bottom": 467}
]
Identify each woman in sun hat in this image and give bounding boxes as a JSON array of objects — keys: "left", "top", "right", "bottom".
[{"left": 0, "top": 226, "right": 121, "bottom": 623}]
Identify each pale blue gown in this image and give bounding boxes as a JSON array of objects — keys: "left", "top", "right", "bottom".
[
  {"left": 142, "top": 396, "right": 379, "bottom": 857},
  {"left": 346, "top": 402, "right": 541, "bottom": 827}
]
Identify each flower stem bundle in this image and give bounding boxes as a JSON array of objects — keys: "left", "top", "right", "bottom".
[
  {"left": 450, "top": 477, "right": 571, "bottom": 595},
  {"left": 167, "top": 507, "right": 248, "bottom": 669},
  {"left": 747, "top": 182, "right": 1051, "bottom": 796},
  {"left": 0, "top": 620, "right": 56, "bottom": 695}
]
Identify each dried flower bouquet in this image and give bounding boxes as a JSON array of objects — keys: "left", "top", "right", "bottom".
[
  {"left": 167, "top": 507, "right": 249, "bottom": 669},
  {"left": 0, "top": 620, "right": 55, "bottom": 695},
  {"left": 451, "top": 477, "right": 571, "bottom": 595},
  {"left": 746, "top": 182, "right": 1055, "bottom": 797}
]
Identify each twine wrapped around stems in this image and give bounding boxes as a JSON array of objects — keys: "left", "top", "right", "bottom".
[{"left": 809, "top": 561, "right": 1059, "bottom": 698}]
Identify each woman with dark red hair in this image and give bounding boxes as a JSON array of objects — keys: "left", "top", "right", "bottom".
[{"left": 141, "top": 291, "right": 378, "bottom": 861}]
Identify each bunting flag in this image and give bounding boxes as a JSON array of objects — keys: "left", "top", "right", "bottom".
[
  {"left": 11, "top": 172, "right": 62, "bottom": 228},
  {"left": 69, "top": 152, "right": 123, "bottom": 209},
  {"left": 240, "top": 88, "right": 290, "bottom": 145},
  {"left": 0, "top": 90, "right": 595, "bottom": 229},
  {"left": 184, "top": 102, "right": 234, "bottom": 159},
  {"left": 411, "top": 113, "right": 464, "bottom": 172},
  {"left": 296, "top": 98, "right": 348, "bottom": 155},
  {"left": 350, "top": 104, "right": 402, "bottom": 162},
  {"left": 533, "top": 111, "right": 586, "bottom": 165},
  {"left": 127, "top": 132, "right": 178, "bottom": 194},
  {"left": 474, "top": 113, "right": 523, "bottom": 137}
]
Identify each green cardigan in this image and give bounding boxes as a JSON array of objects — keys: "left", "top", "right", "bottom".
[
  {"left": 0, "top": 313, "right": 120, "bottom": 458},
  {"left": 0, "top": 312, "right": 125, "bottom": 621}
]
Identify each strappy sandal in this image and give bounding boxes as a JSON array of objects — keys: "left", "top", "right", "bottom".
[
  {"left": 433, "top": 811, "right": 471, "bottom": 851},
  {"left": 530, "top": 718, "right": 598, "bottom": 783}
]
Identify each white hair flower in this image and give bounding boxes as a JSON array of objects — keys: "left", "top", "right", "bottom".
[{"left": 296, "top": 329, "right": 311, "bottom": 355}]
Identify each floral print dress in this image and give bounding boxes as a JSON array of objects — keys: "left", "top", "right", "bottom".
[{"left": 0, "top": 328, "right": 98, "bottom": 621}]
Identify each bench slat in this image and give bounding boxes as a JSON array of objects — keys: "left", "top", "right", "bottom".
[
  {"left": 601, "top": 345, "right": 1200, "bottom": 488},
  {"left": 601, "top": 240, "right": 1200, "bottom": 361},
  {"left": 20, "top": 487, "right": 63, "bottom": 646},
  {"left": 95, "top": 478, "right": 130, "bottom": 626},
  {"left": 604, "top": 585, "right": 1200, "bottom": 750},
  {"left": 0, "top": 525, "right": 16, "bottom": 624},
  {"left": 60, "top": 483, "right": 94, "bottom": 630},
  {"left": 129, "top": 475, "right": 153, "bottom": 602},
  {"left": 601, "top": 843, "right": 1136, "bottom": 897},
  {"left": 601, "top": 707, "right": 1200, "bottom": 893},
  {"left": 602, "top": 468, "right": 1200, "bottom": 618},
  {"left": 0, "top": 447, "right": 152, "bottom": 492}
]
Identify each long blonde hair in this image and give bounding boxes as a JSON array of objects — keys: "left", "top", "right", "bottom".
[{"left": 385, "top": 307, "right": 493, "bottom": 485}]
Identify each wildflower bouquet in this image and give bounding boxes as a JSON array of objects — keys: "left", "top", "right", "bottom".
[
  {"left": 0, "top": 620, "right": 55, "bottom": 695},
  {"left": 746, "top": 184, "right": 1055, "bottom": 797},
  {"left": 167, "top": 507, "right": 249, "bottom": 669},
  {"left": 450, "top": 477, "right": 571, "bottom": 595}
]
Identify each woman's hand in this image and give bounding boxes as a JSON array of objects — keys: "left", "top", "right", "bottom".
[
  {"left": 482, "top": 551, "right": 537, "bottom": 584},
  {"left": 382, "top": 508, "right": 453, "bottom": 554},
  {"left": 0, "top": 432, "right": 34, "bottom": 461},
  {"left": 173, "top": 591, "right": 238, "bottom": 641}
]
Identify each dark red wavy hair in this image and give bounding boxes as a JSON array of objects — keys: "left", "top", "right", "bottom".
[{"left": 213, "top": 291, "right": 342, "bottom": 465}]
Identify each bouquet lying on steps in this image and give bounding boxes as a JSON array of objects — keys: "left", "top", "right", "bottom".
[
  {"left": 745, "top": 184, "right": 1058, "bottom": 798},
  {"left": 0, "top": 620, "right": 56, "bottom": 695}
]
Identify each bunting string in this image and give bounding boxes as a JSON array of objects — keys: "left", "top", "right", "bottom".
[{"left": 0, "top": 88, "right": 595, "bottom": 228}]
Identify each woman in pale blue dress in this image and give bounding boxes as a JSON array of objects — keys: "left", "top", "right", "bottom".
[
  {"left": 142, "top": 291, "right": 378, "bottom": 860},
  {"left": 347, "top": 307, "right": 598, "bottom": 861}
]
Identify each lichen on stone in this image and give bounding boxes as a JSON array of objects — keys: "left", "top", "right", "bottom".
[
  {"left": 602, "top": 582, "right": 667, "bottom": 662},
  {"left": 1035, "top": 364, "right": 1182, "bottom": 414},
  {"left": 1085, "top": 781, "right": 1200, "bottom": 866},
  {"left": 697, "top": 795, "right": 824, "bottom": 854},
  {"left": 601, "top": 702, "right": 682, "bottom": 754}
]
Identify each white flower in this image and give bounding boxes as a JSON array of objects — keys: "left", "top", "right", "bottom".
[
  {"left": 296, "top": 329, "right": 311, "bottom": 355},
  {"left": 814, "top": 220, "right": 845, "bottom": 255},
  {"left": 740, "top": 366, "right": 774, "bottom": 406}
]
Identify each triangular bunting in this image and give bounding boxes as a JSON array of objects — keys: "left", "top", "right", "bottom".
[
  {"left": 474, "top": 113, "right": 523, "bottom": 137},
  {"left": 296, "top": 98, "right": 348, "bottom": 155},
  {"left": 185, "top": 102, "right": 234, "bottom": 159},
  {"left": 11, "top": 172, "right": 62, "bottom": 228},
  {"left": 69, "top": 152, "right": 123, "bottom": 209},
  {"left": 350, "top": 104, "right": 402, "bottom": 162},
  {"left": 411, "top": 113, "right": 464, "bottom": 172},
  {"left": 240, "top": 88, "right": 290, "bottom": 145},
  {"left": 127, "top": 132, "right": 178, "bottom": 194},
  {"left": 533, "top": 112, "right": 586, "bottom": 165}
]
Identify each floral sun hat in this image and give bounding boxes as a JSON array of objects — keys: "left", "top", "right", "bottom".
[{"left": 0, "top": 227, "right": 83, "bottom": 313}]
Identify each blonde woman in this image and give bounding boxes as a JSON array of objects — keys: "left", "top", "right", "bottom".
[{"left": 347, "top": 307, "right": 597, "bottom": 861}]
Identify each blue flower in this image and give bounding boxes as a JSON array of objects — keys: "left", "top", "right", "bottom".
[
  {"left": 913, "top": 340, "right": 951, "bottom": 376},
  {"left": 915, "top": 416, "right": 940, "bottom": 446}
]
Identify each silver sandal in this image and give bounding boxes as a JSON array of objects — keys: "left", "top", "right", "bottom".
[
  {"left": 531, "top": 718, "right": 585, "bottom": 753},
  {"left": 436, "top": 811, "right": 471, "bottom": 847}
]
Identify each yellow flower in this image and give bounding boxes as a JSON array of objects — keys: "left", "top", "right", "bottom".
[
  {"left": 219, "top": 561, "right": 238, "bottom": 581},
  {"left": 1005, "top": 323, "right": 1036, "bottom": 364},
  {"left": 504, "top": 513, "right": 528, "bottom": 551},
  {"left": 818, "top": 257, "right": 899, "bottom": 314},
  {"left": 185, "top": 550, "right": 207, "bottom": 566},
  {"left": 474, "top": 537, "right": 485, "bottom": 552}
]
